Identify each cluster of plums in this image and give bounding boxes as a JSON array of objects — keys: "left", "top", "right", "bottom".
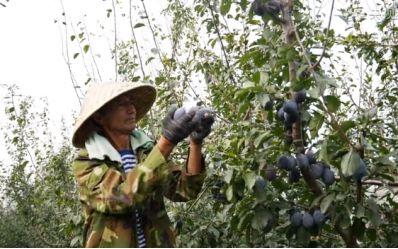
[
  {"left": 277, "top": 90, "right": 306, "bottom": 127},
  {"left": 275, "top": 90, "right": 307, "bottom": 145},
  {"left": 277, "top": 151, "right": 336, "bottom": 186},
  {"left": 291, "top": 209, "right": 326, "bottom": 229}
]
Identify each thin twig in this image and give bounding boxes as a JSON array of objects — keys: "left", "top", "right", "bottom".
[
  {"left": 70, "top": 22, "right": 92, "bottom": 79},
  {"left": 83, "top": 18, "right": 103, "bottom": 82},
  {"left": 293, "top": 24, "right": 354, "bottom": 148},
  {"left": 129, "top": 0, "right": 146, "bottom": 79},
  {"left": 206, "top": 0, "right": 236, "bottom": 85},
  {"left": 111, "top": 0, "right": 118, "bottom": 81},
  {"left": 58, "top": 0, "right": 83, "bottom": 106},
  {"left": 129, "top": 0, "right": 156, "bottom": 138},
  {"left": 140, "top": 0, "right": 166, "bottom": 69},
  {"left": 327, "top": 58, "right": 361, "bottom": 110},
  {"left": 311, "top": 0, "right": 335, "bottom": 70}
]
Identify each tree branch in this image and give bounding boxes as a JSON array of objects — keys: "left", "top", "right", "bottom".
[
  {"left": 140, "top": 0, "right": 166, "bottom": 70},
  {"left": 206, "top": 0, "right": 236, "bottom": 85},
  {"left": 311, "top": 0, "right": 335, "bottom": 70},
  {"left": 58, "top": 0, "right": 83, "bottom": 106}
]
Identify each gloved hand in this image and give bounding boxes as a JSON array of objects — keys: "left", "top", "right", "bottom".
[
  {"left": 162, "top": 105, "right": 197, "bottom": 145},
  {"left": 190, "top": 108, "right": 215, "bottom": 144}
]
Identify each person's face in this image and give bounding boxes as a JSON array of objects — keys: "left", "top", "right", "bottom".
[{"left": 93, "top": 93, "right": 137, "bottom": 135}]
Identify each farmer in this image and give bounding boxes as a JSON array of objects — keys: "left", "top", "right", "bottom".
[{"left": 71, "top": 82, "right": 214, "bottom": 247}]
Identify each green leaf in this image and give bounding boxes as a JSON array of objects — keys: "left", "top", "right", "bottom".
[
  {"left": 73, "top": 53, "right": 79, "bottom": 59},
  {"left": 134, "top": 23, "right": 145, "bottom": 28},
  {"left": 317, "top": 73, "right": 338, "bottom": 88},
  {"left": 311, "top": 195, "right": 324, "bottom": 208},
  {"left": 70, "top": 236, "right": 80, "bottom": 247},
  {"left": 83, "top": 44, "right": 90, "bottom": 53},
  {"left": 252, "top": 71, "right": 260, "bottom": 84},
  {"left": 239, "top": 0, "right": 248, "bottom": 11},
  {"left": 320, "top": 193, "right": 335, "bottom": 213},
  {"left": 340, "top": 120, "right": 356, "bottom": 133},
  {"left": 226, "top": 184, "right": 234, "bottom": 201},
  {"left": 339, "top": 214, "right": 351, "bottom": 229},
  {"left": 356, "top": 205, "right": 365, "bottom": 218},
  {"left": 224, "top": 169, "right": 234, "bottom": 183},
  {"left": 324, "top": 95, "right": 341, "bottom": 113},
  {"left": 251, "top": 208, "right": 271, "bottom": 230},
  {"left": 309, "top": 112, "right": 324, "bottom": 138},
  {"left": 254, "top": 133, "right": 268, "bottom": 148},
  {"left": 237, "top": 211, "right": 253, "bottom": 231},
  {"left": 243, "top": 172, "right": 256, "bottom": 190},
  {"left": 220, "top": 0, "right": 232, "bottom": 16},
  {"left": 341, "top": 148, "right": 360, "bottom": 178},
  {"left": 319, "top": 139, "right": 329, "bottom": 163},
  {"left": 70, "top": 35, "right": 76, "bottom": 41},
  {"left": 366, "top": 198, "right": 381, "bottom": 227}
]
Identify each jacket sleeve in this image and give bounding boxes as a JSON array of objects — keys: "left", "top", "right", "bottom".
[
  {"left": 72, "top": 146, "right": 170, "bottom": 214},
  {"left": 162, "top": 153, "right": 207, "bottom": 202}
]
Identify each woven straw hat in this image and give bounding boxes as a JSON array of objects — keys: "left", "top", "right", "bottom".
[{"left": 72, "top": 81, "right": 156, "bottom": 148}]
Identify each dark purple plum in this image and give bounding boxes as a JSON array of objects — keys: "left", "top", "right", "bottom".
[
  {"left": 310, "top": 163, "right": 324, "bottom": 179},
  {"left": 302, "top": 212, "right": 314, "bottom": 228},
  {"left": 312, "top": 209, "right": 325, "bottom": 225},
  {"left": 322, "top": 168, "right": 335, "bottom": 186},
  {"left": 294, "top": 90, "right": 307, "bottom": 103},
  {"left": 291, "top": 211, "right": 302, "bottom": 227}
]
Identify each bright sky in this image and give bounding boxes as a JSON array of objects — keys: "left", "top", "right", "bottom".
[{"left": 0, "top": 0, "right": 168, "bottom": 165}]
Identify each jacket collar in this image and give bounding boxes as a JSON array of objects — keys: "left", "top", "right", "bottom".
[{"left": 84, "top": 130, "right": 154, "bottom": 163}]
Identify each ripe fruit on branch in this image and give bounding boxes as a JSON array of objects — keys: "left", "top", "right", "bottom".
[
  {"left": 294, "top": 90, "right": 307, "bottom": 103},
  {"left": 277, "top": 155, "right": 296, "bottom": 171},
  {"left": 291, "top": 211, "right": 302, "bottom": 227},
  {"left": 283, "top": 100, "right": 298, "bottom": 116},
  {"left": 312, "top": 209, "right": 325, "bottom": 225},
  {"left": 302, "top": 212, "right": 314, "bottom": 229},
  {"left": 296, "top": 153, "right": 310, "bottom": 169},
  {"left": 322, "top": 168, "right": 335, "bottom": 186},
  {"left": 310, "top": 163, "right": 325, "bottom": 179},
  {"left": 305, "top": 150, "right": 316, "bottom": 164}
]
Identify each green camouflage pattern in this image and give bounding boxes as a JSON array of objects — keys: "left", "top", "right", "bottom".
[{"left": 73, "top": 144, "right": 206, "bottom": 247}]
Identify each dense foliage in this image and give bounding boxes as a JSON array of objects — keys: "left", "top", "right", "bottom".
[{"left": 1, "top": 0, "right": 398, "bottom": 247}]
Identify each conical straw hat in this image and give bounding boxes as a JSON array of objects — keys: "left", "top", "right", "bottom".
[{"left": 72, "top": 81, "right": 156, "bottom": 148}]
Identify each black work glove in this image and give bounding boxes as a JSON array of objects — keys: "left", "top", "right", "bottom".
[
  {"left": 162, "top": 105, "right": 197, "bottom": 145},
  {"left": 190, "top": 108, "right": 215, "bottom": 144}
]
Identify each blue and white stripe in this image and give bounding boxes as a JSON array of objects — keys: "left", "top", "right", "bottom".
[{"left": 119, "top": 149, "right": 146, "bottom": 248}]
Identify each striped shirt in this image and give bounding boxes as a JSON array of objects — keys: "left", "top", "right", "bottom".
[{"left": 119, "top": 149, "right": 146, "bottom": 248}]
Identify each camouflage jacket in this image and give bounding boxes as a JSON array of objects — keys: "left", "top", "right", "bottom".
[{"left": 72, "top": 130, "right": 206, "bottom": 247}]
